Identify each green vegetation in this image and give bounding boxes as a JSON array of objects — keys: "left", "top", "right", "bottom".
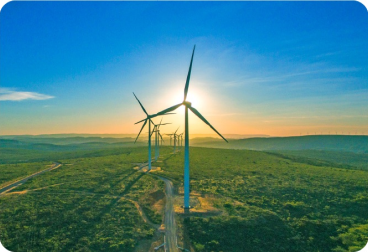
[
  {"left": 0, "top": 146, "right": 170, "bottom": 252},
  {"left": 0, "top": 139, "right": 145, "bottom": 164},
  {"left": 334, "top": 224, "right": 368, "bottom": 252},
  {"left": 272, "top": 150, "right": 368, "bottom": 171},
  {"left": 1, "top": 134, "right": 367, "bottom": 251},
  {"left": 0, "top": 192, "right": 153, "bottom": 251},
  {"left": 157, "top": 147, "right": 368, "bottom": 252},
  {"left": 0, "top": 162, "right": 53, "bottom": 188}
]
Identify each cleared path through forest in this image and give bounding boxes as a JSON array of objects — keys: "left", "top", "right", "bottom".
[
  {"left": 135, "top": 160, "right": 178, "bottom": 252},
  {"left": 0, "top": 162, "right": 62, "bottom": 195},
  {"left": 157, "top": 176, "right": 178, "bottom": 252}
]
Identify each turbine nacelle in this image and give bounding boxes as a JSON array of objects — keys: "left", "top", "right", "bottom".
[{"left": 182, "top": 101, "right": 192, "bottom": 107}]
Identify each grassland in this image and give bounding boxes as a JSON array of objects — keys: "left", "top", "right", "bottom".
[{"left": 155, "top": 147, "right": 368, "bottom": 252}]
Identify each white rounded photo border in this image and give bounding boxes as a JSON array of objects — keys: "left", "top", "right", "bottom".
[{"left": 0, "top": 1, "right": 367, "bottom": 252}]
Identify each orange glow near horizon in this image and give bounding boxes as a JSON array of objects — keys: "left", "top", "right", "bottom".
[
  {"left": 1, "top": 119, "right": 367, "bottom": 137},
  {"left": 1, "top": 81, "right": 367, "bottom": 137}
]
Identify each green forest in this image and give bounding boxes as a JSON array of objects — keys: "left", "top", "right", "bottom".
[
  {"left": 0, "top": 146, "right": 167, "bottom": 251},
  {"left": 156, "top": 147, "right": 368, "bottom": 252},
  {"left": 0, "top": 136, "right": 367, "bottom": 251}
]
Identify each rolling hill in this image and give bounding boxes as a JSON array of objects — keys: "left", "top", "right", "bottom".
[{"left": 191, "top": 135, "right": 368, "bottom": 153}]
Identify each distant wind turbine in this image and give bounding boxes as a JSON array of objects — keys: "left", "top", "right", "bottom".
[
  {"left": 151, "top": 119, "right": 170, "bottom": 160},
  {"left": 168, "top": 134, "right": 173, "bottom": 146},
  {"left": 178, "top": 133, "right": 183, "bottom": 150},
  {"left": 140, "top": 45, "right": 228, "bottom": 209},
  {"left": 167, "top": 127, "right": 180, "bottom": 153},
  {"left": 133, "top": 93, "right": 172, "bottom": 171}
]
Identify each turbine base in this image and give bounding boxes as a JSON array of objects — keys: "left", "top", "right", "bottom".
[
  {"left": 181, "top": 206, "right": 193, "bottom": 209},
  {"left": 181, "top": 206, "right": 192, "bottom": 215}
]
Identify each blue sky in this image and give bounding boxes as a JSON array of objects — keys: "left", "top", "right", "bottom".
[{"left": 1, "top": 1, "right": 367, "bottom": 136}]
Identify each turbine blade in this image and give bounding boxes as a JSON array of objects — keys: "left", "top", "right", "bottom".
[
  {"left": 189, "top": 106, "right": 228, "bottom": 142},
  {"left": 184, "top": 45, "right": 196, "bottom": 101},
  {"left": 135, "top": 114, "right": 174, "bottom": 125},
  {"left": 159, "top": 133, "right": 164, "bottom": 143},
  {"left": 133, "top": 92, "right": 148, "bottom": 116},
  {"left": 135, "top": 118, "right": 146, "bottom": 125},
  {"left": 149, "top": 120, "right": 156, "bottom": 137},
  {"left": 174, "top": 126, "right": 180, "bottom": 134},
  {"left": 158, "top": 118, "right": 163, "bottom": 129},
  {"left": 151, "top": 103, "right": 182, "bottom": 118},
  {"left": 135, "top": 119, "right": 147, "bottom": 143}
]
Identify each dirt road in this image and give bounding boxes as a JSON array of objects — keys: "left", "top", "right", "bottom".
[
  {"left": 158, "top": 176, "right": 178, "bottom": 252},
  {"left": 135, "top": 161, "right": 179, "bottom": 251},
  {"left": 0, "top": 162, "right": 62, "bottom": 195}
]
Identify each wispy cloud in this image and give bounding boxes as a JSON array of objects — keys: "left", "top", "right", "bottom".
[
  {"left": 0, "top": 88, "right": 54, "bottom": 101},
  {"left": 223, "top": 66, "right": 361, "bottom": 88}
]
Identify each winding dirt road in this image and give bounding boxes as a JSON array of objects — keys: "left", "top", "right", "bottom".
[
  {"left": 136, "top": 158, "right": 179, "bottom": 251},
  {"left": 0, "top": 162, "right": 62, "bottom": 195},
  {"left": 158, "top": 176, "right": 178, "bottom": 252}
]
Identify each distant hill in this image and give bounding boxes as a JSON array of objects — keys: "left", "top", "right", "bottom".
[
  {"left": 190, "top": 135, "right": 368, "bottom": 170},
  {"left": 191, "top": 135, "right": 368, "bottom": 153},
  {"left": 0, "top": 138, "right": 146, "bottom": 164},
  {"left": 0, "top": 133, "right": 138, "bottom": 138},
  {"left": 1, "top": 135, "right": 367, "bottom": 169},
  {"left": 272, "top": 150, "right": 368, "bottom": 170},
  {"left": 0, "top": 136, "right": 136, "bottom": 145},
  {"left": 190, "top": 134, "right": 270, "bottom": 139},
  {"left": 2, "top": 134, "right": 366, "bottom": 153}
]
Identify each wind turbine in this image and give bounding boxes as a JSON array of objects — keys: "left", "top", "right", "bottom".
[
  {"left": 173, "top": 127, "right": 180, "bottom": 153},
  {"left": 133, "top": 93, "right": 172, "bottom": 171},
  {"left": 166, "top": 127, "right": 180, "bottom": 153},
  {"left": 179, "top": 133, "right": 183, "bottom": 150},
  {"left": 142, "top": 45, "right": 228, "bottom": 209},
  {"left": 167, "top": 134, "right": 173, "bottom": 146},
  {"left": 151, "top": 119, "right": 170, "bottom": 160},
  {"left": 175, "top": 132, "right": 183, "bottom": 150}
]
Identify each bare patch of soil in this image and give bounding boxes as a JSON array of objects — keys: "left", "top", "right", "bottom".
[
  {"left": 174, "top": 195, "right": 223, "bottom": 217},
  {"left": 7, "top": 190, "right": 28, "bottom": 195}
]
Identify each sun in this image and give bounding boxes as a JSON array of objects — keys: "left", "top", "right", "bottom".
[
  {"left": 169, "top": 84, "right": 203, "bottom": 109},
  {"left": 185, "top": 91, "right": 202, "bottom": 108}
]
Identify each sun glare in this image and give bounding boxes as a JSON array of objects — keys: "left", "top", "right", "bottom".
[
  {"left": 158, "top": 82, "right": 211, "bottom": 133},
  {"left": 168, "top": 82, "right": 205, "bottom": 109}
]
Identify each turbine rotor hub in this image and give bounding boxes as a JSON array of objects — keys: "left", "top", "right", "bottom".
[{"left": 183, "top": 101, "right": 192, "bottom": 107}]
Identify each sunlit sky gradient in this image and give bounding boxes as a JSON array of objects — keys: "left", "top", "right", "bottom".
[{"left": 1, "top": 1, "right": 368, "bottom": 136}]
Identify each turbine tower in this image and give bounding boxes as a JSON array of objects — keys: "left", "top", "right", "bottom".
[
  {"left": 178, "top": 133, "right": 183, "bottom": 150},
  {"left": 173, "top": 127, "right": 180, "bottom": 153},
  {"left": 139, "top": 45, "right": 228, "bottom": 209}
]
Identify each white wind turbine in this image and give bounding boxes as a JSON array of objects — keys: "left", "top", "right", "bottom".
[
  {"left": 167, "top": 127, "right": 180, "bottom": 153},
  {"left": 151, "top": 119, "right": 170, "bottom": 160},
  {"left": 133, "top": 93, "right": 172, "bottom": 171},
  {"left": 178, "top": 133, "right": 183, "bottom": 150},
  {"left": 137, "top": 45, "right": 228, "bottom": 209}
]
